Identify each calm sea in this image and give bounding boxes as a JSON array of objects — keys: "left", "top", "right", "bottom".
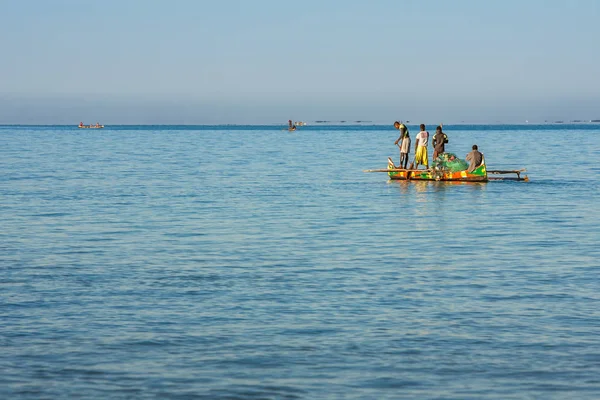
[{"left": 1, "top": 124, "right": 599, "bottom": 399}]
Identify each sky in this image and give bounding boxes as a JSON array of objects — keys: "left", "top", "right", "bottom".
[{"left": 0, "top": 0, "right": 599, "bottom": 124}]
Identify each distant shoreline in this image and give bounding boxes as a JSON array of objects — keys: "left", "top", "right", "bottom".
[{"left": 1, "top": 122, "right": 600, "bottom": 127}]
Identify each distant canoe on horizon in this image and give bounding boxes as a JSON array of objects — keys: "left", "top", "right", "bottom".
[{"left": 78, "top": 124, "right": 104, "bottom": 129}]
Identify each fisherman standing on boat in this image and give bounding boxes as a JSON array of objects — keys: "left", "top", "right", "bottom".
[
  {"left": 288, "top": 119, "right": 296, "bottom": 131},
  {"left": 393, "top": 121, "right": 410, "bottom": 168},
  {"left": 414, "top": 124, "right": 429, "bottom": 169},
  {"left": 399, "top": 131, "right": 410, "bottom": 169},
  {"left": 432, "top": 125, "right": 448, "bottom": 160},
  {"left": 466, "top": 145, "right": 483, "bottom": 172}
]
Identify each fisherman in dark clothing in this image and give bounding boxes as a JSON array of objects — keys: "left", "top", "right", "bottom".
[
  {"left": 432, "top": 125, "right": 448, "bottom": 160},
  {"left": 466, "top": 144, "right": 483, "bottom": 172},
  {"left": 394, "top": 121, "right": 410, "bottom": 168}
]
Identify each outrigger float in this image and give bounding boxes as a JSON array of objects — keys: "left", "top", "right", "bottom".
[{"left": 363, "top": 157, "right": 528, "bottom": 182}]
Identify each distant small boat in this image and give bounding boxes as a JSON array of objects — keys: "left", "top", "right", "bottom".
[
  {"left": 78, "top": 124, "right": 104, "bottom": 129},
  {"left": 287, "top": 120, "right": 297, "bottom": 131}
]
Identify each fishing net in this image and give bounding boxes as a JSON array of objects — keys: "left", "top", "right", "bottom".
[{"left": 431, "top": 153, "right": 468, "bottom": 172}]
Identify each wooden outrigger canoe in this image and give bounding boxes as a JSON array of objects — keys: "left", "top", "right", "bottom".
[
  {"left": 363, "top": 157, "right": 528, "bottom": 182},
  {"left": 78, "top": 125, "right": 104, "bottom": 129}
]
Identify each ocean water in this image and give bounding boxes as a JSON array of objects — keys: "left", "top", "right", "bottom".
[{"left": 1, "top": 124, "right": 600, "bottom": 399}]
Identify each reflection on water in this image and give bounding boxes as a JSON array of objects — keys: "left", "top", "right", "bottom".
[
  {"left": 388, "top": 179, "right": 487, "bottom": 198},
  {"left": 386, "top": 180, "right": 489, "bottom": 219}
]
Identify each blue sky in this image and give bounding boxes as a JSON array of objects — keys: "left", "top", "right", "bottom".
[{"left": 0, "top": 0, "right": 598, "bottom": 123}]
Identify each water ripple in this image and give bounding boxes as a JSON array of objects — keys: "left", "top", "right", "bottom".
[{"left": 1, "top": 125, "right": 600, "bottom": 399}]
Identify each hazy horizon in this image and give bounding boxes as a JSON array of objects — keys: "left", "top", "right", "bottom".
[
  {"left": 1, "top": 0, "right": 599, "bottom": 124},
  {"left": 2, "top": 93, "right": 599, "bottom": 125}
]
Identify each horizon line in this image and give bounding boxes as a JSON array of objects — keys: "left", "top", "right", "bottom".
[{"left": 2, "top": 121, "right": 600, "bottom": 127}]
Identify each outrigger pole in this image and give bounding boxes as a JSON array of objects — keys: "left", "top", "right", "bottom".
[
  {"left": 363, "top": 168, "right": 431, "bottom": 173},
  {"left": 487, "top": 169, "right": 528, "bottom": 181}
]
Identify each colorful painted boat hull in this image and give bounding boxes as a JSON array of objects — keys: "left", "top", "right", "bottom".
[{"left": 387, "top": 158, "right": 488, "bottom": 182}]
